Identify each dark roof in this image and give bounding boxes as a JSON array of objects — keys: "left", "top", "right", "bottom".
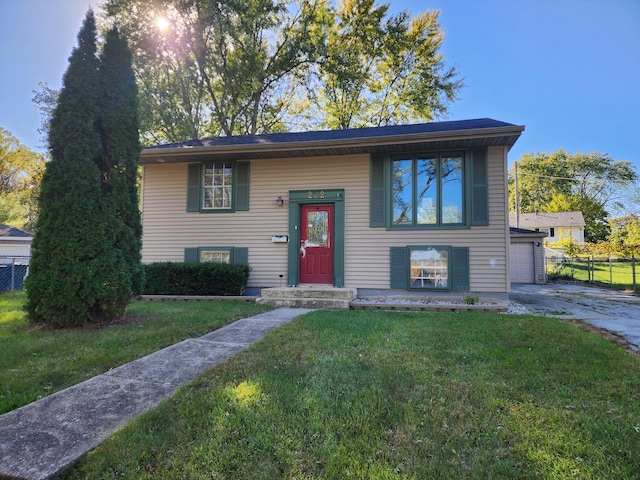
[
  {"left": 148, "top": 118, "right": 517, "bottom": 149},
  {"left": 509, "top": 227, "right": 547, "bottom": 237},
  {"left": 0, "top": 224, "right": 33, "bottom": 238},
  {"left": 141, "top": 118, "right": 524, "bottom": 164}
]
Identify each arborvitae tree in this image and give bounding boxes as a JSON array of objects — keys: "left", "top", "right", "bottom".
[
  {"left": 98, "top": 27, "right": 144, "bottom": 297},
  {"left": 25, "top": 11, "right": 130, "bottom": 327}
]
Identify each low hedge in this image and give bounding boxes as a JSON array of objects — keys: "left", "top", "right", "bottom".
[{"left": 143, "top": 262, "right": 250, "bottom": 296}]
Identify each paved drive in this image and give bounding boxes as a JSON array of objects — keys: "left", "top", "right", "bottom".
[
  {"left": 511, "top": 283, "right": 640, "bottom": 350},
  {"left": 0, "top": 308, "right": 312, "bottom": 480}
]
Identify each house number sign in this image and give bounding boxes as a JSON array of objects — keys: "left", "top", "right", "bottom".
[{"left": 307, "top": 190, "right": 325, "bottom": 199}]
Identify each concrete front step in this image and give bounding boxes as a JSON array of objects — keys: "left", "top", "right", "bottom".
[
  {"left": 256, "top": 297, "right": 351, "bottom": 309},
  {"left": 260, "top": 287, "right": 356, "bottom": 300},
  {"left": 257, "top": 287, "right": 356, "bottom": 309}
]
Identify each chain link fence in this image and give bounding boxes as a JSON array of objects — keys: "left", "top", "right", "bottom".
[
  {"left": 0, "top": 256, "right": 30, "bottom": 293},
  {"left": 546, "top": 255, "right": 639, "bottom": 292}
]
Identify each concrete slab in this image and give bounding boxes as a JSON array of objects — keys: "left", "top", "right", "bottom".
[
  {"left": 104, "top": 339, "right": 247, "bottom": 388},
  {"left": 0, "top": 375, "right": 175, "bottom": 480},
  {"left": 511, "top": 284, "right": 640, "bottom": 350},
  {"left": 0, "top": 307, "right": 313, "bottom": 480},
  {"left": 199, "top": 309, "right": 313, "bottom": 344}
]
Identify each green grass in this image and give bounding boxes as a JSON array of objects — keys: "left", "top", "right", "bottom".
[
  {"left": 59, "top": 310, "right": 640, "bottom": 479},
  {"left": 550, "top": 259, "right": 638, "bottom": 291},
  {"left": 0, "top": 292, "right": 271, "bottom": 414}
]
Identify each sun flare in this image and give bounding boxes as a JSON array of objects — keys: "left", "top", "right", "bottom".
[{"left": 155, "top": 15, "right": 170, "bottom": 32}]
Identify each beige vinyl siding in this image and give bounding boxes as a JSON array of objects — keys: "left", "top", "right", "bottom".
[{"left": 141, "top": 146, "right": 510, "bottom": 293}]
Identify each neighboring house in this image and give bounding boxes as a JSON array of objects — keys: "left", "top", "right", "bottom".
[
  {"left": 140, "top": 118, "right": 524, "bottom": 295},
  {"left": 0, "top": 224, "right": 32, "bottom": 292},
  {"left": 509, "top": 211, "right": 585, "bottom": 245},
  {"left": 0, "top": 224, "right": 33, "bottom": 257}
]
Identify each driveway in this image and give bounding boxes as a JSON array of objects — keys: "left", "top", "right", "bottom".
[{"left": 510, "top": 283, "right": 640, "bottom": 351}]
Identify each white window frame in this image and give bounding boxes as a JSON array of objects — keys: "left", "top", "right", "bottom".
[
  {"left": 199, "top": 248, "right": 232, "bottom": 264},
  {"left": 409, "top": 246, "right": 451, "bottom": 289},
  {"left": 202, "top": 162, "right": 233, "bottom": 210}
]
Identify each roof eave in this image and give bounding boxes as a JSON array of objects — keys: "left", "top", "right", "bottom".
[{"left": 140, "top": 125, "right": 524, "bottom": 164}]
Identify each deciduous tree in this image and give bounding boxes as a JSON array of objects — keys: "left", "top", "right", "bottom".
[
  {"left": 0, "top": 128, "right": 45, "bottom": 230},
  {"left": 609, "top": 215, "right": 640, "bottom": 246},
  {"left": 509, "top": 150, "right": 637, "bottom": 242},
  {"left": 102, "top": 0, "right": 461, "bottom": 141},
  {"left": 311, "top": 0, "right": 462, "bottom": 129},
  {"left": 31, "top": 82, "right": 59, "bottom": 150},
  {"left": 103, "top": 0, "right": 327, "bottom": 141}
]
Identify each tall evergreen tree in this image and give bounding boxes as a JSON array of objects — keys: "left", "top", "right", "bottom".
[
  {"left": 25, "top": 11, "right": 130, "bottom": 326},
  {"left": 98, "top": 27, "right": 144, "bottom": 297}
]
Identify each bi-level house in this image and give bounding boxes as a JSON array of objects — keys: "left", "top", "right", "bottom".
[{"left": 139, "top": 118, "right": 524, "bottom": 297}]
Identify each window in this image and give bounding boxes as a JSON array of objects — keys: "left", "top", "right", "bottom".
[
  {"left": 187, "top": 161, "right": 250, "bottom": 212},
  {"left": 410, "top": 247, "right": 449, "bottom": 288},
  {"left": 371, "top": 149, "right": 488, "bottom": 229},
  {"left": 184, "top": 246, "right": 248, "bottom": 265},
  {"left": 200, "top": 249, "right": 231, "bottom": 264},
  {"left": 392, "top": 154, "right": 463, "bottom": 226},
  {"left": 202, "top": 162, "right": 232, "bottom": 209},
  {"left": 390, "top": 246, "right": 469, "bottom": 291}
]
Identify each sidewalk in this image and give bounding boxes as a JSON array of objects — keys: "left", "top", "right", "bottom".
[{"left": 0, "top": 308, "right": 313, "bottom": 480}]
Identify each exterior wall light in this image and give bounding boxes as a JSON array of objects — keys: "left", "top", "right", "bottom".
[{"left": 276, "top": 196, "right": 285, "bottom": 206}]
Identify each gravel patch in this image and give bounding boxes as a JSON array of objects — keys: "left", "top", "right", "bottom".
[
  {"left": 501, "top": 301, "right": 533, "bottom": 315},
  {"left": 351, "top": 297, "right": 531, "bottom": 314}
]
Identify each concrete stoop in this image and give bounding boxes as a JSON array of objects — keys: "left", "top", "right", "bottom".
[{"left": 257, "top": 286, "right": 356, "bottom": 309}]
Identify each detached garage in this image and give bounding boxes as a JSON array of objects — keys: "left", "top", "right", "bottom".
[{"left": 509, "top": 227, "right": 546, "bottom": 284}]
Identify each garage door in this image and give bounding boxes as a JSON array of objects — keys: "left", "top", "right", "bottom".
[{"left": 510, "top": 242, "right": 534, "bottom": 284}]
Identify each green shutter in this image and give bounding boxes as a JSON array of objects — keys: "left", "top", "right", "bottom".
[
  {"left": 452, "top": 247, "right": 470, "bottom": 291},
  {"left": 184, "top": 247, "right": 198, "bottom": 263},
  {"left": 233, "top": 247, "right": 248, "bottom": 265},
  {"left": 370, "top": 154, "right": 386, "bottom": 227},
  {"left": 186, "top": 164, "right": 200, "bottom": 212},
  {"left": 390, "top": 247, "right": 408, "bottom": 289},
  {"left": 471, "top": 149, "right": 488, "bottom": 225},
  {"left": 235, "top": 161, "right": 250, "bottom": 211}
]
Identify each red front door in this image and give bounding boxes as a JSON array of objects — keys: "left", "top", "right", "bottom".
[{"left": 300, "top": 204, "right": 334, "bottom": 284}]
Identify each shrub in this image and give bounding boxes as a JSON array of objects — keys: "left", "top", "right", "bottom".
[
  {"left": 463, "top": 293, "right": 480, "bottom": 305},
  {"left": 25, "top": 14, "right": 142, "bottom": 327},
  {"left": 143, "top": 263, "right": 250, "bottom": 296}
]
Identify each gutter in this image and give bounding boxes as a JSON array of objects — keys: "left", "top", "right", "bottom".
[{"left": 140, "top": 125, "right": 525, "bottom": 163}]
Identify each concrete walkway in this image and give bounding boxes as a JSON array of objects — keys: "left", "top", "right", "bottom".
[
  {"left": 510, "top": 283, "right": 640, "bottom": 350},
  {"left": 0, "top": 308, "right": 313, "bottom": 480}
]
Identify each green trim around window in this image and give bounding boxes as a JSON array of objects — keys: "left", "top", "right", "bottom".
[
  {"left": 389, "top": 245, "right": 470, "bottom": 291},
  {"left": 371, "top": 149, "right": 489, "bottom": 230},
  {"left": 185, "top": 161, "right": 250, "bottom": 213},
  {"left": 184, "top": 246, "right": 248, "bottom": 265},
  {"left": 287, "top": 189, "right": 345, "bottom": 287}
]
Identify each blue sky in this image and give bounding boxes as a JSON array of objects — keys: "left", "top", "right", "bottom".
[{"left": 1, "top": 0, "right": 639, "bottom": 170}]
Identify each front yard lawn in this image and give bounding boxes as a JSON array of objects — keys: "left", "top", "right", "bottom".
[
  {"left": 0, "top": 292, "right": 271, "bottom": 414},
  {"left": 59, "top": 309, "right": 640, "bottom": 479}
]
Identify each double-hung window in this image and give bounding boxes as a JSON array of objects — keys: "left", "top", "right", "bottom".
[
  {"left": 392, "top": 153, "right": 464, "bottom": 227},
  {"left": 202, "top": 162, "right": 232, "bottom": 210},
  {"left": 187, "top": 161, "right": 250, "bottom": 213}
]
